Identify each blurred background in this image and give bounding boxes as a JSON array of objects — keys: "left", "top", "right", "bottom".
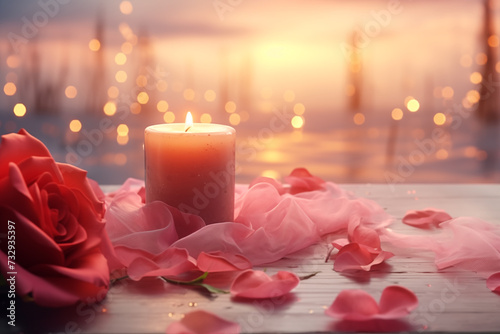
[{"left": 0, "top": 0, "right": 499, "bottom": 184}]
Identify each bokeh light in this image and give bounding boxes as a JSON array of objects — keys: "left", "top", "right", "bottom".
[
  {"left": 433, "top": 112, "right": 446, "bottom": 125},
  {"left": 441, "top": 86, "right": 454, "bottom": 99},
  {"left": 200, "top": 113, "right": 212, "bottom": 123},
  {"left": 291, "top": 115, "right": 304, "bottom": 129},
  {"left": 157, "top": 100, "right": 169, "bottom": 112},
  {"left": 261, "top": 170, "right": 281, "bottom": 180},
  {"left": 13, "top": 103, "right": 26, "bottom": 117},
  {"left": 183, "top": 88, "right": 195, "bottom": 101},
  {"left": 488, "top": 35, "right": 499, "bottom": 47},
  {"left": 6, "top": 55, "right": 20, "bottom": 68},
  {"left": 121, "top": 42, "right": 133, "bottom": 54},
  {"left": 163, "top": 111, "right": 175, "bottom": 123},
  {"left": 436, "top": 149, "right": 449, "bottom": 160},
  {"left": 283, "top": 90, "right": 295, "bottom": 102},
  {"left": 476, "top": 52, "right": 488, "bottom": 65},
  {"left": 117, "top": 124, "right": 129, "bottom": 136},
  {"left": 120, "top": 1, "right": 133, "bottom": 15},
  {"left": 225, "top": 101, "right": 236, "bottom": 113},
  {"left": 65, "top": 85, "right": 77, "bottom": 99},
  {"left": 136, "top": 75, "right": 147, "bottom": 87},
  {"left": 391, "top": 108, "right": 403, "bottom": 121},
  {"left": 89, "top": 39, "right": 101, "bottom": 52},
  {"left": 103, "top": 101, "right": 117, "bottom": 116},
  {"left": 406, "top": 98, "right": 420, "bottom": 112},
  {"left": 108, "top": 86, "right": 120, "bottom": 99},
  {"left": 293, "top": 103, "right": 305, "bottom": 115},
  {"left": 114, "top": 153, "right": 127, "bottom": 166},
  {"left": 353, "top": 113, "right": 365, "bottom": 125},
  {"left": 204, "top": 90, "right": 216, "bottom": 102},
  {"left": 130, "top": 102, "right": 141, "bottom": 114},
  {"left": 466, "top": 90, "right": 480, "bottom": 104},
  {"left": 69, "top": 119, "right": 82, "bottom": 132},
  {"left": 470, "top": 72, "right": 482, "bottom": 84},
  {"left": 137, "top": 92, "right": 149, "bottom": 104},
  {"left": 115, "top": 70, "right": 127, "bottom": 83},
  {"left": 229, "top": 113, "right": 241, "bottom": 126},
  {"left": 156, "top": 80, "right": 168, "bottom": 92},
  {"left": 3, "top": 82, "right": 16, "bottom": 96},
  {"left": 117, "top": 134, "right": 129, "bottom": 145},
  {"left": 115, "top": 52, "right": 127, "bottom": 65}
]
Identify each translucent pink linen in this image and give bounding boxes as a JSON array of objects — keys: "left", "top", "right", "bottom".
[
  {"left": 166, "top": 310, "right": 240, "bottom": 334},
  {"left": 103, "top": 171, "right": 392, "bottom": 280},
  {"left": 402, "top": 209, "right": 453, "bottom": 228},
  {"left": 325, "top": 286, "right": 418, "bottom": 321},
  {"left": 230, "top": 270, "right": 299, "bottom": 299},
  {"left": 382, "top": 215, "right": 500, "bottom": 278}
]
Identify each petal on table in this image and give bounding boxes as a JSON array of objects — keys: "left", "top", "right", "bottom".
[
  {"left": 402, "top": 209, "right": 452, "bottom": 228},
  {"left": 166, "top": 310, "right": 240, "bottom": 334},
  {"left": 230, "top": 270, "right": 299, "bottom": 299},
  {"left": 487, "top": 272, "right": 500, "bottom": 292},
  {"left": 197, "top": 251, "right": 252, "bottom": 273},
  {"left": 325, "top": 289, "right": 379, "bottom": 321},
  {"left": 378, "top": 286, "right": 419, "bottom": 319}
]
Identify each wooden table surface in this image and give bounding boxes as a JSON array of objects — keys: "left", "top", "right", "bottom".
[{"left": 4, "top": 184, "right": 500, "bottom": 334}]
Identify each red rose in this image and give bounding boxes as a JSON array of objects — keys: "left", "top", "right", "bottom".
[{"left": 0, "top": 129, "right": 109, "bottom": 307}]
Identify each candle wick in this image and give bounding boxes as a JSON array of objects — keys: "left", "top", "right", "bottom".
[{"left": 185, "top": 126, "right": 191, "bottom": 132}]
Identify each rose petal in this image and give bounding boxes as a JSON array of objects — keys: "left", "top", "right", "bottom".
[
  {"left": 402, "top": 209, "right": 452, "bottom": 228},
  {"left": 487, "top": 272, "right": 500, "bottom": 292},
  {"left": 334, "top": 243, "right": 394, "bottom": 272},
  {"left": 285, "top": 168, "right": 325, "bottom": 194},
  {"left": 378, "top": 286, "right": 419, "bottom": 319},
  {"left": 230, "top": 270, "right": 299, "bottom": 299},
  {"left": 325, "top": 289, "right": 380, "bottom": 321},
  {"left": 325, "top": 286, "right": 418, "bottom": 321},
  {"left": 166, "top": 310, "right": 240, "bottom": 334},
  {"left": 197, "top": 251, "right": 252, "bottom": 273}
]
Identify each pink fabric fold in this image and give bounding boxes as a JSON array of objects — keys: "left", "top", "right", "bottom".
[
  {"left": 325, "top": 286, "right": 418, "bottom": 321},
  {"left": 166, "top": 310, "right": 240, "bottom": 334}
]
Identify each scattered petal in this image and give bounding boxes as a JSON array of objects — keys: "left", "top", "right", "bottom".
[
  {"left": 231, "top": 270, "right": 299, "bottom": 299},
  {"left": 402, "top": 209, "right": 452, "bottom": 228},
  {"left": 196, "top": 251, "right": 252, "bottom": 273},
  {"left": 166, "top": 310, "right": 240, "bottom": 334},
  {"left": 285, "top": 168, "right": 326, "bottom": 194},
  {"left": 325, "top": 286, "right": 418, "bottom": 321},
  {"left": 487, "top": 272, "right": 500, "bottom": 292}
]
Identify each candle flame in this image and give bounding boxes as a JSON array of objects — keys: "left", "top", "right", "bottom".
[{"left": 185, "top": 111, "right": 193, "bottom": 132}]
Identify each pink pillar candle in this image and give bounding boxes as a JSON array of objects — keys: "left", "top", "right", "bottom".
[{"left": 144, "top": 122, "right": 235, "bottom": 224}]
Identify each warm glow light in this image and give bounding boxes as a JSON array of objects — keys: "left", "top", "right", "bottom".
[
  {"left": 204, "top": 90, "right": 216, "bottom": 102},
  {"left": 470, "top": 72, "right": 482, "bottom": 84},
  {"left": 466, "top": 90, "right": 480, "bottom": 104},
  {"left": 6, "top": 55, "right": 20, "bottom": 68},
  {"left": 229, "top": 113, "right": 241, "bottom": 126},
  {"left": 130, "top": 102, "right": 141, "bottom": 114},
  {"left": 185, "top": 112, "right": 193, "bottom": 131},
  {"left": 404, "top": 96, "right": 414, "bottom": 105},
  {"left": 157, "top": 100, "right": 168, "bottom": 112},
  {"left": 433, "top": 112, "right": 446, "bottom": 125},
  {"left": 156, "top": 80, "right": 168, "bottom": 92},
  {"left": 240, "top": 110, "right": 250, "bottom": 122},
  {"left": 200, "top": 113, "right": 212, "bottom": 123},
  {"left": 103, "top": 101, "right": 117, "bottom": 116},
  {"left": 225, "top": 101, "right": 236, "bottom": 113},
  {"left": 476, "top": 53, "right": 487, "bottom": 65},
  {"left": 164, "top": 111, "right": 175, "bottom": 123},
  {"left": 293, "top": 103, "right": 305, "bottom": 115},
  {"left": 13, "top": 103, "right": 26, "bottom": 117},
  {"left": 261, "top": 170, "right": 281, "bottom": 180},
  {"left": 460, "top": 54, "right": 472, "bottom": 68},
  {"left": 117, "top": 134, "right": 129, "bottom": 145},
  {"left": 283, "top": 90, "right": 295, "bottom": 102},
  {"left": 3, "top": 82, "right": 16, "bottom": 96},
  {"left": 462, "top": 97, "right": 474, "bottom": 109},
  {"left": 117, "top": 124, "right": 129, "bottom": 136},
  {"left": 115, "top": 70, "right": 127, "bottom": 83},
  {"left": 108, "top": 86, "right": 119, "bottom": 99},
  {"left": 488, "top": 35, "right": 499, "bottom": 47},
  {"left": 115, "top": 52, "right": 127, "bottom": 65},
  {"left": 137, "top": 92, "right": 149, "bottom": 104},
  {"left": 441, "top": 86, "right": 454, "bottom": 99},
  {"left": 391, "top": 108, "right": 403, "bottom": 121},
  {"left": 120, "top": 1, "right": 133, "bottom": 15},
  {"left": 353, "top": 113, "right": 365, "bottom": 125},
  {"left": 183, "top": 89, "right": 195, "bottom": 101},
  {"left": 65, "top": 85, "right": 77, "bottom": 99},
  {"left": 121, "top": 42, "right": 133, "bottom": 54},
  {"left": 114, "top": 153, "right": 127, "bottom": 166},
  {"left": 406, "top": 99, "right": 420, "bottom": 112},
  {"left": 89, "top": 39, "right": 101, "bottom": 52},
  {"left": 136, "top": 75, "right": 147, "bottom": 87},
  {"left": 291, "top": 115, "right": 304, "bottom": 129},
  {"left": 464, "top": 146, "right": 477, "bottom": 158},
  {"left": 69, "top": 119, "right": 82, "bottom": 132},
  {"left": 436, "top": 149, "right": 449, "bottom": 160}
]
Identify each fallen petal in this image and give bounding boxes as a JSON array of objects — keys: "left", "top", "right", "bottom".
[
  {"left": 378, "top": 286, "right": 419, "bottom": 319},
  {"left": 325, "top": 289, "right": 379, "bottom": 321},
  {"left": 487, "top": 272, "right": 500, "bottom": 292},
  {"left": 231, "top": 270, "right": 299, "bottom": 299},
  {"left": 166, "top": 310, "right": 240, "bottom": 334},
  {"left": 402, "top": 209, "right": 452, "bottom": 228}
]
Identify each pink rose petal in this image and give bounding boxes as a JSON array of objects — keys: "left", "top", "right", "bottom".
[
  {"left": 334, "top": 243, "right": 394, "bottom": 272},
  {"left": 197, "top": 251, "right": 252, "bottom": 273},
  {"left": 166, "top": 310, "right": 240, "bottom": 334},
  {"left": 230, "top": 270, "right": 299, "bottom": 299},
  {"left": 325, "top": 286, "right": 418, "bottom": 321},
  {"left": 487, "top": 272, "right": 500, "bottom": 292},
  {"left": 402, "top": 209, "right": 452, "bottom": 228},
  {"left": 285, "top": 168, "right": 326, "bottom": 194}
]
